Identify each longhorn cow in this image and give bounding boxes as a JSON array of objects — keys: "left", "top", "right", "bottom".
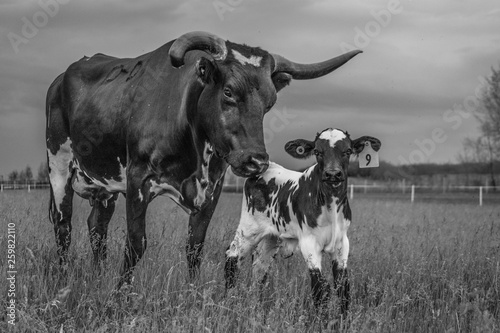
[{"left": 45, "top": 31, "right": 361, "bottom": 287}]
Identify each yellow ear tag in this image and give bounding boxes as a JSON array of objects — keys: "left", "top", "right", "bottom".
[{"left": 358, "top": 141, "right": 379, "bottom": 168}]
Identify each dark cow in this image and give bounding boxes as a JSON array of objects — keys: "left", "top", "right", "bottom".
[
  {"left": 225, "top": 128, "right": 381, "bottom": 313},
  {"left": 46, "top": 31, "right": 362, "bottom": 287}
]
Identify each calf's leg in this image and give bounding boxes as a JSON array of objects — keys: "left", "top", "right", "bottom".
[
  {"left": 333, "top": 234, "right": 350, "bottom": 314},
  {"left": 300, "top": 239, "right": 331, "bottom": 308},
  {"left": 252, "top": 235, "right": 279, "bottom": 286},
  {"left": 225, "top": 216, "right": 264, "bottom": 289}
]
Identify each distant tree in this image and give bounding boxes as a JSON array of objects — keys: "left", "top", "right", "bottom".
[
  {"left": 37, "top": 162, "right": 49, "bottom": 183},
  {"left": 8, "top": 170, "right": 19, "bottom": 182},
  {"left": 24, "top": 165, "right": 33, "bottom": 183},
  {"left": 476, "top": 66, "right": 500, "bottom": 186},
  {"left": 460, "top": 65, "right": 500, "bottom": 187},
  {"left": 457, "top": 137, "right": 489, "bottom": 163},
  {"left": 18, "top": 170, "right": 27, "bottom": 183}
]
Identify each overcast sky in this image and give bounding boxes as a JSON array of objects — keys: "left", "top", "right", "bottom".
[{"left": 0, "top": 0, "right": 499, "bottom": 177}]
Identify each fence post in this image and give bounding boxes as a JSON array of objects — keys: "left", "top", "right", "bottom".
[
  {"left": 28, "top": 184, "right": 31, "bottom": 193},
  {"left": 479, "top": 186, "right": 483, "bottom": 206},
  {"left": 411, "top": 185, "right": 415, "bottom": 203},
  {"left": 364, "top": 179, "right": 368, "bottom": 194},
  {"left": 0, "top": 184, "right": 3, "bottom": 192},
  {"left": 350, "top": 184, "right": 354, "bottom": 200}
]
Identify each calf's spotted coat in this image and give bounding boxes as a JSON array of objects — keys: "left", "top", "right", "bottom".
[{"left": 225, "top": 128, "right": 381, "bottom": 312}]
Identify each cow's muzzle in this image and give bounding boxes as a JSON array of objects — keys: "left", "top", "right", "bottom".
[
  {"left": 322, "top": 169, "right": 344, "bottom": 187},
  {"left": 229, "top": 152, "right": 269, "bottom": 177}
]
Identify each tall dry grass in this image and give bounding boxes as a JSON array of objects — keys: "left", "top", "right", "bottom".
[{"left": 1, "top": 191, "right": 499, "bottom": 332}]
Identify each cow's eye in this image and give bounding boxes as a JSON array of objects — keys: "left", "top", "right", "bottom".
[
  {"left": 314, "top": 149, "right": 323, "bottom": 157},
  {"left": 345, "top": 149, "right": 352, "bottom": 156},
  {"left": 223, "top": 88, "right": 233, "bottom": 98}
]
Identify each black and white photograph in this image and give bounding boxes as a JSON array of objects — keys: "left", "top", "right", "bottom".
[{"left": 1, "top": 0, "right": 499, "bottom": 331}]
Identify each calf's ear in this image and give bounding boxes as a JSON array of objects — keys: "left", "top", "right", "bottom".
[
  {"left": 352, "top": 136, "right": 381, "bottom": 155},
  {"left": 284, "top": 139, "right": 315, "bottom": 159},
  {"left": 196, "top": 57, "right": 217, "bottom": 84}
]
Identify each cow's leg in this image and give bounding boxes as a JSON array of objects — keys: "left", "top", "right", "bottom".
[
  {"left": 87, "top": 193, "right": 118, "bottom": 265},
  {"left": 333, "top": 234, "right": 350, "bottom": 314},
  {"left": 118, "top": 175, "right": 151, "bottom": 289},
  {"left": 47, "top": 142, "right": 75, "bottom": 265},
  {"left": 225, "top": 215, "right": 264, "bottom": 289},
  {"left": 252, "top": 235, "right": 279, "bottom": 286},
  {"left": 186, "top": 176, "right": 225, "bottom": 279},
  {"left": 300, "top": 239, "right": 331, "bottom": 308}
]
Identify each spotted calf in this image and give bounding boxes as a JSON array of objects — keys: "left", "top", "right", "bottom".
[{"left": 224, "top": 128, "right": 381, "bottom": 313}]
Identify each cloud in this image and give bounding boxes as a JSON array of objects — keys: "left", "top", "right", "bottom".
[{"left": 0, "top": 0, "right": 499, "bottom": 176}]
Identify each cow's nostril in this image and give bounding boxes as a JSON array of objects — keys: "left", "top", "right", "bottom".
[
  {"left": 324, "top": 170, "right": 343, "bottom": 183},
  {"left": 247, "top": 157, "right": 269, "bottom": 175},
  {"left": 245, "top": 163, "right": 259, "bottom": 173},
  {"left": 250, "top": 156, "right": 268, "bottom": 167}
]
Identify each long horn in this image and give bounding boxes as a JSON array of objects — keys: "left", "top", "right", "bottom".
[
  {"left": 169, "top": 31, "right": 228, "bottom": 68},
  {"left": 271, "top": 50, "right": 362, "bottom": 80}
]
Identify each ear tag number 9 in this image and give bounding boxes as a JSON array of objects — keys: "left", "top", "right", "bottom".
[{"left": 359, "top": 142, "right": 379, "bottom": 168}]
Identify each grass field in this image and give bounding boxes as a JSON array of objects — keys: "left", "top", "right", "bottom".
[{"left": 1, "top": 190, "right": 499, "bottom": 332}]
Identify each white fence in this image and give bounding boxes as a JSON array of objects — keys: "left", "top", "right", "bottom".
[
  {"left": 2, "top": 182, "right": 498, "bottom": 206},
  {"left": 347, "top": 184, "right": 499, "bottom": 206},
  {"left": 0, "top": 183, "right": 50, "bottom": 192}
]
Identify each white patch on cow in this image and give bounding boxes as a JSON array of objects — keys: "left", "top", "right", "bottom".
[
  {"left": 193, "top": 142, "right": 214, "bottom": 207},
  {"left": 194, "top": 180, "right": 205, "bottom": 207},
  {"left": 149, "top": 179, "right": 182, "bottom": 202},
  {"left": 232, "top": 50, "right": 262, "bottom": 67},
  {"left": 138, "top": 188, "right": 144, "bottom": 202},
  {"left": 73, "top": 157, "right": 127, "bottom": 195},
  {"left": 226, "top": 228, "right": 243, "bottom": 257},
  {"left": 319, "top": 129, "right": 347, "bottom": 148},
  {"left": 227, "top": 195, "right": 277, "bottom": 261},
  {"left": 202, "top": 142, "right": 213, "bottom": 177},
  {"left": 299, "top": 237, "right": 323, "bottom": 270},
  {"left": 149, "top": 179, "right": 192, "bottom": 214},
  {"left": 71, "top": 170, "right": 98, "bottom": 199},
  {"left": 48, "top": 138, "right": 74, "bottom": 220},
  {"left": 334, "top": 213, "right": 351, "bottom": 269},
  {"left": 303, "top": 165, "right": 316, "bottom": 179},
  {"left": 278, "top": 237, "right": 298, "bottom": 258},
  {"left": 261, "top": 162, "right": 302, "bottom": 185}
]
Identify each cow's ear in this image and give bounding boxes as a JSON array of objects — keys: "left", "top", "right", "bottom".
[
  {"left": 272, "top": 72, "right": 292, "bottom": 92},
  {"left": 284, "top": 139, "right": 315, "bottom": 159},
  {"left": 196, "top": 57, "right": 215, "bottom": 84},
  {"left": 352, "top": 136, "right": 381, "bottom": 155}
]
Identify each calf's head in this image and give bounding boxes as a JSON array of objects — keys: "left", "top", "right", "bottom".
[
  {"left": 285, "top": 128, "right": 381, "bottom": 187},
  {"left": 169, "top": 31, "right": 362, "bottom": 177}
]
